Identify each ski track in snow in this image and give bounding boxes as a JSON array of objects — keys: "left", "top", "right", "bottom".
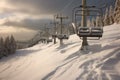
[
  {"left": 42, "top": 47, "right": 120, "bottom": 80},
  {"left": 42, "top": 24, "right": 120, "bottom": 80},
  {"left": 0, "top": 53, "right": 33, "bottom": 80},
  {"left": 0, "top": 24, "right": 120, "bottom": 80}
]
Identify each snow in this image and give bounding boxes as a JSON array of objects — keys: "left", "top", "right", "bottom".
[{"left": 0, "top": 23, "right": 120, "bottom": 80}]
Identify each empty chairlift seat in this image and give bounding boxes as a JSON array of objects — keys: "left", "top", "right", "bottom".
[
  {"left": 57, "top": 34, "right": 69, "bottom": 39},
  {"left": 78, "top": 27, "right": 91, "bottom": 37},
  {"left": 78, "top": 27, "right": 103, "bottom": 38},
  {"left": 47, "top": 39, "right": 52, "bottom": 42},
  {"left": 63, "top": 35, "right": 69, "bottom": 39},
  {"left": 52, "top": 34, "right": 57, "bottom": 38},
  {"left": 91, "top": 27, "right": 103, "bottom": 37}
]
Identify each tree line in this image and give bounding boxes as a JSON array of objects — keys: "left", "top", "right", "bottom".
[
  {"left": 86, "top": 5, "right": 114, "bottom": 27},
  {"left": 0, "top": 35, "right": 16, "bottom": 59},
  {"left": 86, "top": 0, "right": 120, "bottom": 27},
  {"left": 114, "top": 0, "right": 120, "bottom": 24}
]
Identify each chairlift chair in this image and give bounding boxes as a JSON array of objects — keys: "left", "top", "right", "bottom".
[
  {"left": 78, "top": 27, "right": 90, "bottom": 37},
  {"left": 91, "top": 27, "right": 103, "bottom": 37},
  {"left": 47, "top": 39, "right": 52, "bottom": 42},
  {"left": 57, "top": 34, "right": 69, "bottom": 39},
  {"left": 78, "top": 27, "right": 103, "bottom": 38},
  {"left": 72, "top": 6, "right": 104, "bottom": 40},
  {"left": 57, "top": 34, "right": 63, "bottom": 39},
  {"left": 63, "top": 34, "right": 69, "bottom": 39},
  {"left": 52, "top": 34, "right": 57, "bottom": 38}
]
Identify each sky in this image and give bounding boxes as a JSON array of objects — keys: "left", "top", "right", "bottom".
[{"left": 0, "top": 0, "right": 115, "bottom": 41}]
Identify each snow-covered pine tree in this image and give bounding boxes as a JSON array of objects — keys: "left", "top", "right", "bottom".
[
  {"left": 91, "top": 18, "right": 96, "bottom": 27},
  {"left": 101, "top": 15, "right": 105, "bottom": 26},
  {"left": 10, "top": 35, "right": 16, "bottom": 54},
  {"left": 109, "top": 5, "right": 114, "bottom": 25},
  {"left": 69, "top": 24, "right": 75, "bottom": 34},
  {"left": 0, "top": 37, "right": 4, "bottom": 58},
  {"left": 87, "top": 18, "right": 91, "bottom": 27},
  {"left": 114, "top": 0, "right": 120, "bottom": 23},
  {"left": 4, "top": 36, "right": 10, "bottom": 56},
  {"left": 104, "top": 8, "right": 110, "bottom": 26}
]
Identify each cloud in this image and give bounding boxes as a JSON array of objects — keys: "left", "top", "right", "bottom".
[
  {"left": 0, "top": 0, "right": 115, "bottom": 16},
  {"left": 1, "top": 17, "right": 53, "bottom": 30},
  {"left": 0, "top": 0, "right": 115, "bottom": 30},
  {"left": 0, "top": 0, "right": 74, "bottom": 30},
  {"left": 0, "top": 0, "right": 72, "bottom": 15},
  {"left": 0, "top": 26, "right": 37, "bottom": 41}
]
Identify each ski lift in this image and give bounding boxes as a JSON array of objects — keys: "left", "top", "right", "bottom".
[
  {"left": 72, "top": 6, "right": 104, "bottom": 40},
  {"left": 57, "top": 24, "right": 70, "bottom": 40}
]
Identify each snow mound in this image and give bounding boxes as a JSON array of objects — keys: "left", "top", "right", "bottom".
[{"left": 0, "top": 23, "right": 120, "bottom": 80}]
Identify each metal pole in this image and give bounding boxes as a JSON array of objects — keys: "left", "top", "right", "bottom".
[
  {"left": 81, "top": 0, "right": 88, "bottom": 50},
  {"left": 53, "top": 15, "right": 57, "bottom": 44},
  {"left": 53, "top": 23, "right": 57, "bottom": 44},
  {"left": 60, "top": 18, "right": 62, "bottom": 35},
  {"left": 51, "top": 15, "right": 58, "bottom": 44},
  {"left": 56, "top": 15, "right": 68, "bottom": 46},
  {"left": 60, "top": 17, "right": 63, "bottom": 45}
]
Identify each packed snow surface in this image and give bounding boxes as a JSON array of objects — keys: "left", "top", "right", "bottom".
[{"left": 0, "top": 23, "right": 120, "bottom": 80}]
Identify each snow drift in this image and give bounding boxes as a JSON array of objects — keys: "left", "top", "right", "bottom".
[{"left": 0, "top": 23, "right": 120, "bottom": 80}]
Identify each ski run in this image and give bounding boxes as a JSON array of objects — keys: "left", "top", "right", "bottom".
[{"left": 0, "top": 23, "right": 120, "bottom": 80}]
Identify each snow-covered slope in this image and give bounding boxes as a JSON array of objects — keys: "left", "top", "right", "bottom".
[{"left": 0, "top": 23, "right": 120, "bottom": 80}]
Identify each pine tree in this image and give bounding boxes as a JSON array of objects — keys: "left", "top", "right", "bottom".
[
  {"left": 0, "top": 37, "right": 4, "bottom": 58},
  {"left": 91, "top": 18, "right": 96, "bottom": 27},
  {"left": 87, "top": 19, "right": 91, "bottom": 27},
  {"left": 98, "top": 16, "right": 103, "bottom": 27},
  {"left": 4, "top": 36, "right": 10, "bottom": 56},
  {"left": 0, "top": 36, "right": 16, "bottom": 58},
  {"left": 10, "top": 35, "right": 16, "bottom": 54},
  {"left": 101, "top": 15, "right": 105, "bottom": 26},
  {"left": 114, "top": 0, "right": 120, "bottom": 23},
  {"left": 109, "top": 5, "right": 114, "bottom": 25},
  {"left": 104, "top": 8, "right": 110, "bottom": 26}
]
